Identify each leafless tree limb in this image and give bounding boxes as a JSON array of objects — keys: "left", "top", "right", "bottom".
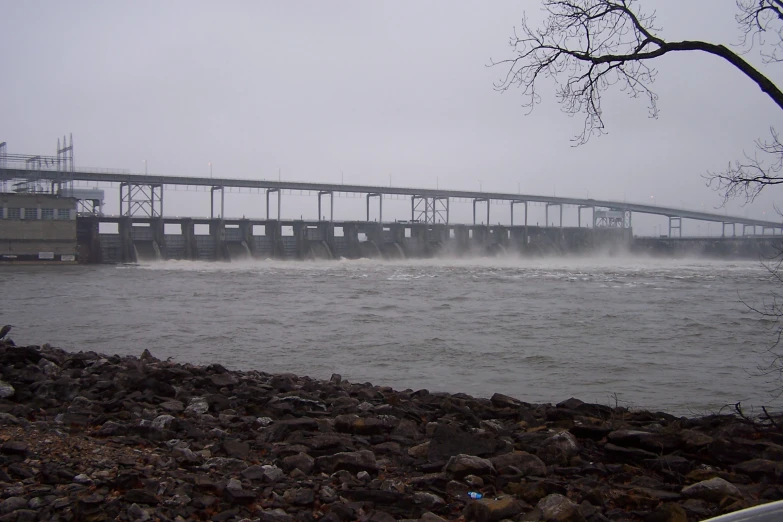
[{"left": 492, "top": 0, "right": 783, "bottom": 198}]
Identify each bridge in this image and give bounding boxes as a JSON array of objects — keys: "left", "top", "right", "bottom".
[
  {"left": 1, "top": 142, "right": 782, "bottom": 263},
  {"left": 1, "top": 164, "right": 781, "bottom": 237}
]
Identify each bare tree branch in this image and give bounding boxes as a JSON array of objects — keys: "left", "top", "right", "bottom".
[{"left": 492, "top": 0, "right": 783, "bottom": 197}]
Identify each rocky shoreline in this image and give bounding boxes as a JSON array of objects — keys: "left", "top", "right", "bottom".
[{"left": 0, "top": 341, "right": 781, "bottom": 522}]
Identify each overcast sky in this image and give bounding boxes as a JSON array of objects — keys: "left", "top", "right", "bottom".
[{"left": 2, "top": 1, "right": 782, "bottom": 234}]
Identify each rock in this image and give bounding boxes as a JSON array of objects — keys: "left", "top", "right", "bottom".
[
  {"left": 537, "top": 493, "right": 584, "bottom": 522},
  {"left": 408, "top": 442, "right": 430, "bottom": 459},
  {"left": 222, "top": 439, "right": 250, "bottom": 459},
  {"left": 645, "top": 503, "right": 687, "bottom": 522},
  {"left": 490, "top": 451, "right": 547, "bottom": 476},
  {"left": 243, "top": 464, "right": 284, "bottom": 482},
  {"left": 151, "top": 414, "right": 176, "bottom": 430},
  {"left": 257, "top": 509, "right": 294, "bottom": 522},
  {"left": 490, "top": 392, "right": 525, "bottom": 409},
  {"left": 123, "top": 489, "right": 160, "bottom": 505},
  {"left": 428, "top": 423, "right": 507, "bottom": 462},
  {"left": 159, "top": 400, "right": 185, "bottom": 413},
  {"left": 681, "top": 477, "right": 741, "bottom": 502},
  {"left": 0, "top": 497, "right": 28, "bottom": 515},
  {"left": 316, "top": 450, "right": 378, "bottom": 473},
  {"left": 202, "top": 457, "right": 249, "bottom": 472},
  {"left": 413, "top": 492, "right": 445, "bottom": 508},
  {"left": 537, "top": 431, "right": 579, "bottom": 465},
  {"left": 0, "top": 380, "right": 15, "bottom": 399},
  {"left": 464, "top": 495, "right": 525, "bottom": 522},
  {"left": 210, "top": 373, "right": 238, "bottom": 387},
  {"left": 1, "top": 440, "right": 29, "bottom": 456},
  {"left": 282, "top": 452, "right": 315, "bottom": 474},
  {"left": 185, "top": 397, "right": 210, "bottom": 415},
  {"left": 679, "top": 429, "right": 713, "bottom": 448},
  {"left": 732, "top": 459, "right": 782, "bottom": 479},
  {"left": 444, "top": 454, "right": 495, "bottom": 478}
]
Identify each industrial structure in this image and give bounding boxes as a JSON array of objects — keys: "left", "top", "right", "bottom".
[{"left": 1, "top": 138, "right": 782, "bottom": 263}]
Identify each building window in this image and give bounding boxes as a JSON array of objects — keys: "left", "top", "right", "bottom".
[
  {"left": 57, "top": 209, "right": 71, "bottom": 220},
  {"left": 7, "top": 208, "right": 21, "bottom": 219},
  {"left": 42, "top": 208, "right": 55, "bottom": 220},
  {"left": 24, "top": 208, "right": 38, "bottom": 220}
]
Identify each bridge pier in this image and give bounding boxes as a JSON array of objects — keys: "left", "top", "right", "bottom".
[
  {"left": 265, "top": 220, "right": 283, "bottom": 258},
  {"left": 209, "top": 219, "right": 226, "bottom": 261},
  {"left": 117, "top": 217, "right": 136, "bottom": 263},
  {"left": 239, "top": 219, "right": 254, "bottom": 257},
  {"left": 76, "top": 215, "right": 102, "bottom": 264},
  {"left": 180, "top": 219, "right": 198, "bottom": 260}
]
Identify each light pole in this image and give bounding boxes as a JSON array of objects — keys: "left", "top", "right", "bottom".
[
  {"left": 341, "top": 171, "right": 344, "bottom": 185},
  {"left": 208, "top": 162, "right": 212, "bottom": 179},
  {"left": 478, "top": 180, "right": 482, "bottom": 192},
  {"left": 143, "top": 159, "right": 147, "bottom": 175}
]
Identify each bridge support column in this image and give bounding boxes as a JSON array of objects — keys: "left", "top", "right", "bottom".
[
  {"left": 364, "top": 222, "right": 383, "bottom": 245},
  {"left": 150, "top": 217, "right": 165, "bottom": 258},
  {"left": 181, "top": 218, "right": 198, "bottom": 260},
  {"left": 209, "top": 219, "right": 226, "bottom": 261},
  {"left": 293, "top": 222, "right": 307, "bottom": 259},
  {"left": 366, "top": 193, "right": 382, "bottom": 222},
  {"left": 453, "top": 225, "right": 469, "bottom": 255},
  {"left": 76, "top": 216, "right": 102, "bottom": 264},
  {"left": 266, "top": 189, "right": 281, "bottom": 220},
  {"left": 668, "top": 217, "right": 682, "bottom": 238},
  {"left": 344, "top": 223, "right": 360, "bottom": 258},
  {"left": 318, "top": 191, "right": 334, "bottom": 222},
  {"left": 265, "top": 221, "right": 283, "bottom": 258},
  {"left": 473, "top": 198, "right": 489, "bottom": 225},
  {"left": 118, "top": 217, "right": 136, "bottom": 263},
  {"left": 318, "top": 221, "right": 336, "bottom": 257},
  {"left": 389, "top": 223, "right": 405, "bottom": 245},
  {"left": 239, "top": 219, "right": 255, "bottom": 257},
  {"left": 210, "top": 186, "right": 224, "bottom": 219}
]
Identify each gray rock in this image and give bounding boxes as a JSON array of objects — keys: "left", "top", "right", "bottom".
[
  {"left": 681, "top": 477, "right": 741, "bottom": 502},
  {"left": 537, "top": 431, "right": 579, "bottom": 465},
  {"left": 151, "top": 414, "right": 176, "bottom": 430},
  {"left": 428, "top": 423, "right": 507, "bottom": 462},
  {"left": 464, "top": 495, "right": 525, "bottom": 522},
  {"left": 0, "top": 380, "right": 15, "bottom": 399},
  {"left": 490, "top": 450, "right": 547, "bottom": 476},
  {"left": 537, "top": 493, "right": 584, "bottom": 522},
  {"left": 185, "top": 397, "right": 209, "bottom": 415},
  {"left": 413, "top": 491, "right": 445, "bottom": 508},
  {"left": 257, "top": 509, "right": 294, "bottom": 522},
  {"left": 160, "top": 400, "right": 185, "bottom": 413},
  {"left": 282, "top": 452, "right": 314, "bottom": 474},
  {"left": 444, "top": 454, "right": 495, "bottom": 478},
  {"left": 202, "top": 457, "right": 249, "bottom": 472},
  {"left": 316, "top": 450, "right": 378, "bottom": 473},
  {"left": 0, "top": 497, "right": 28, "bottom": 515}
]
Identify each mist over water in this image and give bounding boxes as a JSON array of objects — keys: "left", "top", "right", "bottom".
[{"left": 2, "top": 255, "right": 781, "bottom": 415}]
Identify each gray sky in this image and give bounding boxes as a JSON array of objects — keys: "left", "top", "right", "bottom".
[{"left": 2, "top": 1, "right": 782, "bottom": 234}]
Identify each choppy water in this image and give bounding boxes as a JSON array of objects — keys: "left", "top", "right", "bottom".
[{"left": 2, "top": 256, "right": 782, "bottom": 415}]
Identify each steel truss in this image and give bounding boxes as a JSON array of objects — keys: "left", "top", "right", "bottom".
[
  {"left": 412, "top": 195, "right": 449, "bottom": 224},
  {"left": 120, "top": 182, "right": 163, "bottom": 217}
]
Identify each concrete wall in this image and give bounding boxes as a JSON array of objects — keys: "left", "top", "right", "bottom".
[{"left": 0, "top": 193, "right": 77, "bottom": 261}]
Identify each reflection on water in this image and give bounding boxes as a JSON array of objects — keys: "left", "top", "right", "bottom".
[{"left": 1, "top": 255, "right": 780, "bottom": 415}]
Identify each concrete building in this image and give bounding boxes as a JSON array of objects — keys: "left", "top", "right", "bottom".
[{"left": 0, "top": 193, "right": 78, "bottom": 262}]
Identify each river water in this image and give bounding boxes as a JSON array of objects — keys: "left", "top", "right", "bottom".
[{"left": 2, "top": 256, "right": 781, "bottom": 415}]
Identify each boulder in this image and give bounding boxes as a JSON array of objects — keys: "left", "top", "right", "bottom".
[
  {"left": 316, "top": 450, "right": 378, "bottom": 473},
  {"left": 444, "top": 454, "right": 495, "bottom": 478},
  {"left": 537, "top": 493, "right": 585, "bottom": 522},
  {"left": 464, "top": 495, "right": 525, "bottom": 522},
  {"left": 490, "top": 451, "right": 547, "bottom": 476},
  {"left": 681, "top": 477, "right": 741, "bottom": 503}
]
